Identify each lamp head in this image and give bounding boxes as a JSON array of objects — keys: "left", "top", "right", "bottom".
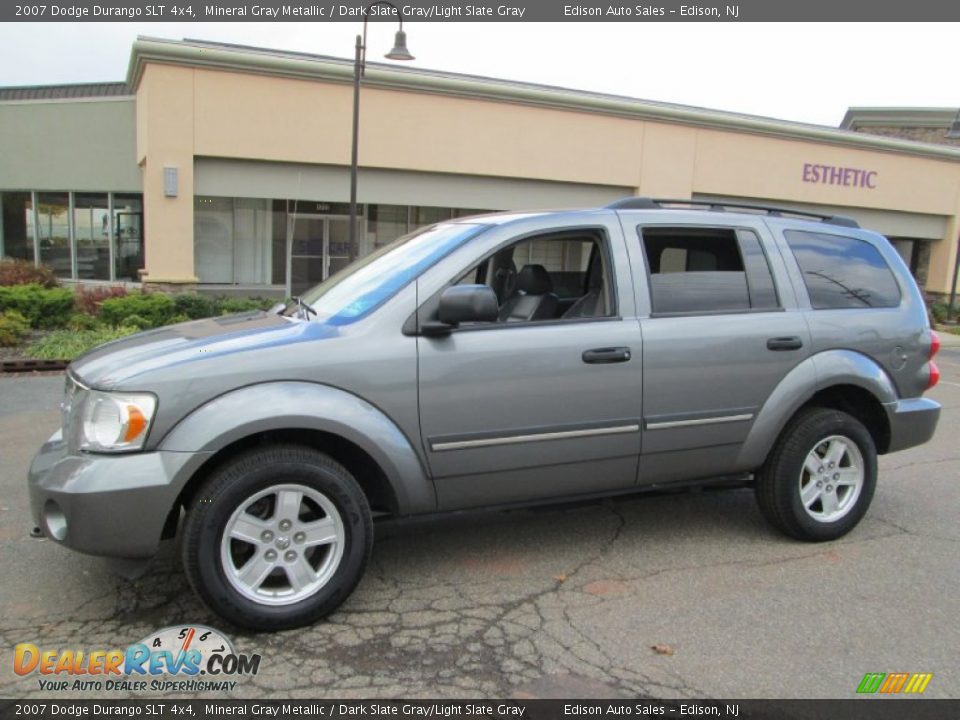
[{"left": 385, "top": 30, "right": 414, "bottom": 61}]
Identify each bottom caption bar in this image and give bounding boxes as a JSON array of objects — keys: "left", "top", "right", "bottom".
[{"left": 0, "top": 701, "right": 957, "bottom": 720}]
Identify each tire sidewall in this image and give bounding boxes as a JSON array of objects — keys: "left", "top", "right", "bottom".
[
  {"left": 186, "top": 449, "right": 371, "bottom": 630},
  {"left": 784, "top": 411, "right": 878, "bottom": 541}
]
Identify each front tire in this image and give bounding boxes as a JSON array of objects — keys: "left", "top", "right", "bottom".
[
  {"left": 756, "top": 407, "right": 877, "bottom": 542},
  {"left": 182, "top": 445, "right": 372, "bottom": 631}
]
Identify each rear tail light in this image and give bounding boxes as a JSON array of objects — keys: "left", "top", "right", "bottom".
[{"left": 926, "top": 331, "right": 940, "bottom": 390}]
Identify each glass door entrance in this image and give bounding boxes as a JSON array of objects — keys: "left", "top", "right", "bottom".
[
  {"left": 326, "top": 216, "right": 353, "bottom": 279},
  {"left": 287, "top": 214, "right": 356, "bottom": 296}
]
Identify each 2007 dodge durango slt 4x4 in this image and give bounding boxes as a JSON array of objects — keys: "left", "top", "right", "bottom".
[{"left": 28, "top": 198, "right": 941, "bottom": 630}]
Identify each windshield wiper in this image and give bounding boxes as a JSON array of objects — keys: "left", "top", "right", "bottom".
[{"left": 293, "top": 296, "right": 317, "bottom": 319}]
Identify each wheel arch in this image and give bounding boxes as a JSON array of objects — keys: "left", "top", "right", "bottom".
[
  {"left": 804, "top": 385, "right": 890, "bottom": 454},
  {"left": 738, "top": 349, "right": 897, "bottom": 470},
  {"left": 173, "top": 428, "right": 399, "bottom": 528},
  {"left": 159, "top": 382, "right": 436, "bottom": 533}
]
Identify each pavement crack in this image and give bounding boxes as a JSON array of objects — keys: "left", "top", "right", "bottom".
[
  {"left": 871, "top": 516, "right": 960, "bottom": 544},
  {"left": 881, "top": 454, "right": 960, "bottom": 473},
  {"left": 561, "top": 501, "right": 628, "bottom": 585}
]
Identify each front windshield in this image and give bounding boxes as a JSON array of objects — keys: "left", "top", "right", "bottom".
[{"left": 290, "top": 223, "right": 488, "bottom": 325}]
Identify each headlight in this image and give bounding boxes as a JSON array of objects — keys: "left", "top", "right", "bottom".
[{"left": 79, "top": 391, "right": 157, "bottom": 453}]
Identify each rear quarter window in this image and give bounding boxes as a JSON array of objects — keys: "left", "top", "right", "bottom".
[{"left": 784, "top": 230, "right": 901, "bottom": 309}]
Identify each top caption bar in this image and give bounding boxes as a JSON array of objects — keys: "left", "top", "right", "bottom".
[{"left": 5, "top": 0, "right": 960, "bottom": 22}]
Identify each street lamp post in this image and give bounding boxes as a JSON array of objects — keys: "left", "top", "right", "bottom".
[{"left": 349, "top": 1, "right": 414, "bottom": 262}]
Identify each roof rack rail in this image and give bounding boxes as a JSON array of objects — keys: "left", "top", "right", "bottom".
[{"left": 605, "top": 197, "right": 860, "bottom": 229}]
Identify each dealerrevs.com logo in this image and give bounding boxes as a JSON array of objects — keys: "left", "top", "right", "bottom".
[{"left": 13, "top": 625, "right": 261, "bottom": 693}]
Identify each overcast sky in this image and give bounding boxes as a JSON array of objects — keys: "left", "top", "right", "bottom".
[{"left": 0, "top": 22, "right": 956, "bottom": 127}]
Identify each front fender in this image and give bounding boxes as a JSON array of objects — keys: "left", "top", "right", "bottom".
[
  {"left": 159, "top": 382, "right": 435, "bottom": 514},
  {"left": 736, "top": 349, "right": 897, "bottom": 470}
]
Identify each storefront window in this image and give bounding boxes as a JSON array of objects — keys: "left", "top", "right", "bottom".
[
  {"left": 192, "top": 200, "right": 498, "bottom": 292},
  {"left": 412, "top": 206, "right": 453, "bottom": 229},
  {"left": 367, "top": 204, "right": 409, "bottom": 249},
  {"left": 271, "top": 200, "right": 288, "bottom": 286},
  {"left": 233, "top": 198, "right": 272, "bottom": 283},
  {"left": 113, "top": 193, "right": 144, "bottom": 282},
  {"left": 195, "top": 196, "right": 272, "bottom": 284},
  {"left": 74, "top": 193, "right": 111, "bottom": 280},
  {"left": 0, "top": 192, "right": 34, "bottom": 262},
  {"left": 452, "top": 207, "right": 491, "bottom": 219},
  {"left": 195, "top": 197, "right": 235, "bottom": 283},
  {"left": 36, "top": 192, "right": 70, "bottom": 277}
]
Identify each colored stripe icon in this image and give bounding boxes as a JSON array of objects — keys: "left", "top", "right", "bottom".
[{"left": 857, "top": 672, "right": 933, "bottom": 694}]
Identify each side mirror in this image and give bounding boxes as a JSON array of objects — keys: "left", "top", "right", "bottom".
[{"left": 423, "top": 285, "right": 499, "bottom": 335}]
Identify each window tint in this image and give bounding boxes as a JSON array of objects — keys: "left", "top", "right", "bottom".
[
  {"left": 641, "top": 227, "right": 750, "bottom": 314},
  {"left": 737, "top": 230, "right": 779, "bottom": 311},
  {"left": 784, "top": 230, "right": 901, "bottom": 309}
]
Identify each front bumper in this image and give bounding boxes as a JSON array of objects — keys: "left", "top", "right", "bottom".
[
  {"left": 28, "top": 431, "right": 212, "bottom": 559},
  {"left": 884, "top": 396, "right": 941, "bottom": 454}
]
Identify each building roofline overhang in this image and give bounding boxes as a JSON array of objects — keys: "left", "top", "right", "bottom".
[
  {"left": 0, "top": 81, "right": 132, "bottom": 102},
  {"left": 127, "top": 36, "right": 960, "bottom": 162},
  {"left": 841, "top": 107, "right": 960, "bottom": 130}
]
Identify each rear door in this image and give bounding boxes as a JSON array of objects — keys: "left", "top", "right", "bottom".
[{"left": 631, "top": 217, "right": 810, "bottom": 482}]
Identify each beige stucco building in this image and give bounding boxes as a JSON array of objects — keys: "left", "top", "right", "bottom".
[{"left": 2, "top": 37, "right": 960, "bottom": 298}]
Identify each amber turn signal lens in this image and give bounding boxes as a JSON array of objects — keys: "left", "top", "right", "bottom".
[{"left": 123, "top": 405, "right": 148, "bottom": 442}]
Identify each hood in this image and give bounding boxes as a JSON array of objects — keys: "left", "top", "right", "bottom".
[{"left": 71, "top": 312, "right": 339, "bottom": 389}]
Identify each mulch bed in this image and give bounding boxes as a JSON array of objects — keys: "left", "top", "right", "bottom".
[
  {"left": 1, "top": 358, "right": 68, "bottom": 373},
  {"left": 0, "top": 331, "right": 67, "bottom": 375}
]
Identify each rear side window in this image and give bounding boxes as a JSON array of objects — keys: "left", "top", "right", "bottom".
[
  {"left": 784, "top": 230, "right": 901, "bottom": 309},
  {"left": 639, "top": 227, "right": 780, "bottom": 314}
]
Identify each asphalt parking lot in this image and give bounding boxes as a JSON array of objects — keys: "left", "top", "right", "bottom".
[{"left": 1, "top": 343, "right": 958, "bottom": 700}]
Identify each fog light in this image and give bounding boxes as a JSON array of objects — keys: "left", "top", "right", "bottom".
[{"left": 43, "top": 500, "right": 67, "bottom": 541}]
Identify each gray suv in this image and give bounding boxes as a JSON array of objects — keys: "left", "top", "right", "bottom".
[{"left": 28, "top": 198, "right": 941, "bottom": 630}]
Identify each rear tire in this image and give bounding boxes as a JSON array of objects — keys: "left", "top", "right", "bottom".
[
  {"left": 182, "top": 445, "right": 372, "bottom": 631},
  {"left": 756, "top": 407, "right": 877, "bottom": 541}
]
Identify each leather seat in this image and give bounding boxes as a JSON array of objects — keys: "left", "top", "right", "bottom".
[
  {"left": 491, "top": 259, "right": 518, "bottom": 304},
  {"left": 563, "top": 253, "right": 606, "bottom": 318},
  {"left": 498, "top": 264, "right": 558, "bottom": 322}
]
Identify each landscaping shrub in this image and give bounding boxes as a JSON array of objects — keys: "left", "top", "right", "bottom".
[
  {"left": 173, "top": 293, "right": 215, "bottom": 320},
  {"left": 0, "top": 259, "right": 59, "bottom": 288},
  {"left": 169, "top": 313, "right": 191, "bottom": 325},
  {"left": 119, "top": 314, "right": 152, "bottom": 331},
  {"left": 0, "top": 284, "right": 74, "bottom": 329},
  {"left": 100, "top": 293, "right": 176, "bottom": 328},
  {"left": 67, "top": 313, "right": 101, "bottom": 331},
  {"left": 929, "top": 301, "right": 949, "bottom": 324},
  {"left": 213, "top": 296, "right": 277, "bottom": 314},
  {"left": 74, "top": 285, "right": 128, "bottom": 316},
  {"left": 26, "top": 326, "right": 139, "bottom": 360},
  {"left": 0, "top": 310, "right": 30, "bottom": 347}
]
